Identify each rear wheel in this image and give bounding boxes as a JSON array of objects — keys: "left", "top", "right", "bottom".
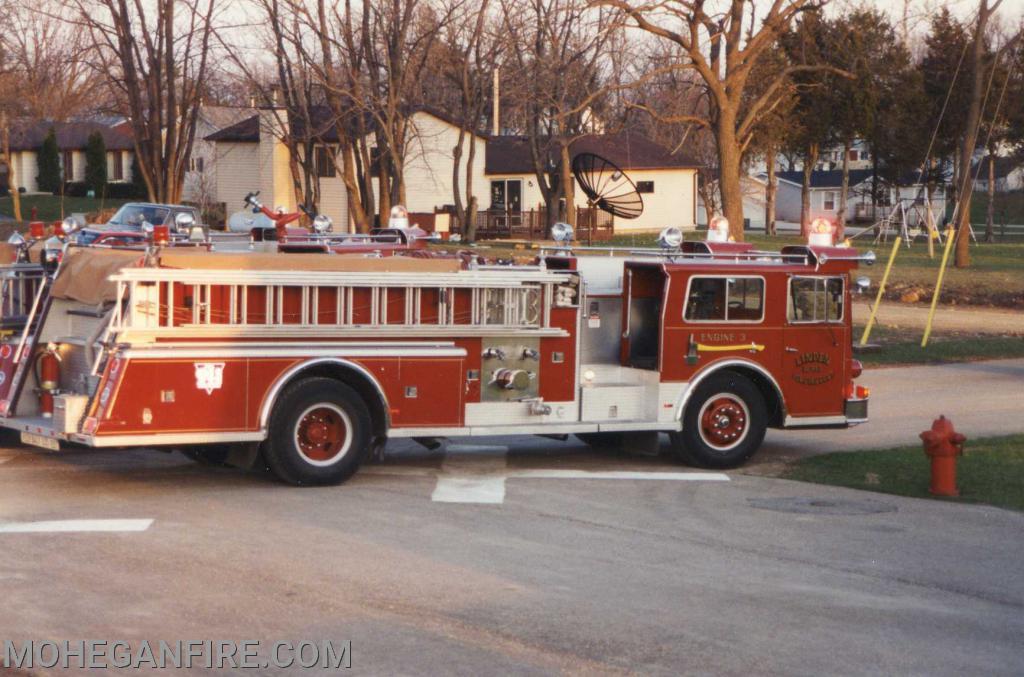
[
  {"left": 670, "top": 371, "right": 767, "bottom": 469},
  {"left": 264, "top": 377, "right": 372, "bottom": 485}
]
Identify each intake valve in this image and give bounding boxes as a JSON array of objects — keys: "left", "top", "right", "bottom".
[
  {"left": 492, "top": 368, "right": 531, "bottom": 390},
  {"left": 482, "top": 347, "right": 506, "bottom": 360},
  {"left": 521, "top": 348, "right": 540, "bottom": 360}
]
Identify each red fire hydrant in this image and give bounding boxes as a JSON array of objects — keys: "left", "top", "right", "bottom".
[{"left": 920, "top": 416, "right": 966, "bottom": 497}]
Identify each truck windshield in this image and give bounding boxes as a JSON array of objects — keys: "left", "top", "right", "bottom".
[{"left": 108, "top": 205, "right": 170, "bottom": 228}]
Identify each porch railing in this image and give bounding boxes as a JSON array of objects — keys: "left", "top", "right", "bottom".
[{"left": 456, "top": 207, "right": 614, "bottom": 243}]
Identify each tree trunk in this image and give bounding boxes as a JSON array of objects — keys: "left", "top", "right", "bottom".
[
  {"left": 837, "top": 139, "right": 850, "bottom": 241},
  {"left": 925, "top": 179, "right": 936, "bottom": 258},
  {"left": 452, "top": 129, "right": 466, "bottom": 235},
  {"left": 465, "top": 128, "right": 479, "bottom": 242},
  {"left": 800, "top": 143, "right": 819, "bottom": 237},
  {"left": 716, "top": 119, "right": 745, "bottom": 241},
  {"left": 954, "top": 0, "right": 995, "bottom": 269},
  {"left": 765, "top": 152, "right": 776, "bottom": 236},
  {"left": 985, "top": 150, "right": 995, "bottom": 243},
  {"left": 340, "top": 144, "right": 369, "bottom": 233},
  {"left": 0, "top": 115, "right": 21, "bottom": 221},
  {"left": 559, "top": 143, "right": 576, "bottom": 231},
  {"left": 377, "top": 155, "right": 392, "bottom": 228}
]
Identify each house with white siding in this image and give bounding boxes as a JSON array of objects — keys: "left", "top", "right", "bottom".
[
  {"left": 206, "top": 106, "right": 486, "bottom": 231},
  {"left": 483, "top": 133, "right": 699, "bottom": 233},
  {"left": 183, "top": 106, "right": 255, "bottom": 207},
  {"left": 773, "top": 169, "right": 947, "bottom": 225},
  {"left": 1, "top": 120, "right": 134, "bottom": 194},
  {"left": 205, "top": 107, "right": 698, "bottom": 234}
]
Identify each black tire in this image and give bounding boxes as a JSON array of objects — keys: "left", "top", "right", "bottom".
[
  {"left": 263, "top": 377, "right": 372, "bottom": 486},
  {"left": 670, "top": 370, "right": 767, "bottom": 469},
  {"left": 181, "top": 445, "right": 231, "bottom": 466}
]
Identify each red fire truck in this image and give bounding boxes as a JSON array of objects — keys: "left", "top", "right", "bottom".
[{"left": 0, "top": 227, "right": 871, "bottom": 485}]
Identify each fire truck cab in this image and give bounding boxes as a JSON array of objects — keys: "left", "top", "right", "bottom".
[{"left": 0, "top": 235, "right": 870, "bottom": 485}]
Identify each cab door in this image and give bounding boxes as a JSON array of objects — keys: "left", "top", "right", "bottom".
[{"left": 782, "top": 275, "right": 848, "bottom": 417}]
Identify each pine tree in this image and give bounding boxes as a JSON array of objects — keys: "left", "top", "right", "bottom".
[
  {"left": 36, "top": 128, "right": 62, "bottom": 194},
  {"left": 84, "top": 132, "right": 107, "bottom": 195}
]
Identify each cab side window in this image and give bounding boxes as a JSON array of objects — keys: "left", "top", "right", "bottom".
[
  {"left": 789, "top": 276, "right": 844, "bottom": 323},
  {"left": 684, "top": 277, "right": 765, "bottom": 322}
]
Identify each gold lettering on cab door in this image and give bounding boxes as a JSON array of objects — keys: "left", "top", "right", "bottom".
[{"left": 793, "top": 352, "right": 834, "bottom": 386}]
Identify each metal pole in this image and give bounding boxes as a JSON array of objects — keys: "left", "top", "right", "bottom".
[
  {"left": 921, "top": 225, "right": 957, "bottom": 347},
  {"left": 859, "top": 234, "right": 901, "bottom": 346}
]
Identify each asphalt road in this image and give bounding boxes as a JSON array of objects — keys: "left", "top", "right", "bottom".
[{"left": 1, "top": 361, "right": 1023, "bottom": 675}]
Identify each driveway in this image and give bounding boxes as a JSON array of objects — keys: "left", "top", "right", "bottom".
[{"left": 1, "top": 358, "right": 1022, "bottom": 675}]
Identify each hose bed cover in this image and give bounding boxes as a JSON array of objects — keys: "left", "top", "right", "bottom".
[{"left": 51, "top": 248, "right": 145, "bottom": 304}]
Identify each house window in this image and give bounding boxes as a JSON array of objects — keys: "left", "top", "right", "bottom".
[
  {"left": 187, "top": 156, "right": 204, "bottom": 174},
  {"left": 636, "top": 181, "right": 654, "bottom": 194},
  {"left": 848, "top": 149, "right": 859, "bottom": 161},
  {"left": 823, "top": 191, "right": 837, "bottom": 211},
  {"left": 111, "top": 151, "right": 124, "bottom": 180},
  {"left": 315, "top": 146, "right": 337, "bottom": 178},
  {"left": 684, "top": 276, "right": 765, "bottom": 323},
  {"left": 489, "top": 179, "right": 522, "bottom": 212},
  {"left": 788, "top": 276, "right": 844, "bottom": 323},
  {"left": 63, "top": 151, "right": 74, "bottom": 181}
]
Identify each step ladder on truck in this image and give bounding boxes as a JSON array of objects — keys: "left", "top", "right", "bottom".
[{"left": 0, "top": 223, "right": 873, "bottom": 486}]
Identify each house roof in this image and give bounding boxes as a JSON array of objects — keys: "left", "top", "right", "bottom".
[
  {"left": 485, "top": 131, "right": 699, "bottom": 175},
  {"left": 776, "top": 166, "right": 952, "bottom": 189},
  {"left": 9, "top": 120, "right": 135, "bottom": 152},
  {"left": 198, "top": 106, "right": 256, "bottom": 135},
  {"left": 204, "top": 105, "right": 485, "bottom": 144},
  {"left": 776, "top": 169, "right": 874, "bottom": 189},
  {"left": 972, "top": 155, "right": 1023, "bottom": 179},
  {"left": 206, "top": 114, "right": 260, "bottom": 142}
]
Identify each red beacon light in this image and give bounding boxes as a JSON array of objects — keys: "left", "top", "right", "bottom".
[
  {"left": 809, "top": 218, "right": 835, "bottom": 247},
  {"left": 707, "top": 215, "right": 732, "bottom": 243},
  {"left": 153, "top": 224, "right": 171, "bottom": 245}
]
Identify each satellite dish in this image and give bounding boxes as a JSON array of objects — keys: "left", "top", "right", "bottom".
[
  {"left": 571, "top": 152, "right": 644, "bottom": 220},
  {"left": 227, "top": 209, "right": 273, "bottom": 233}
]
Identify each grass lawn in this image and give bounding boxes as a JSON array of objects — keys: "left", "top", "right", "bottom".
[
  {"left": 855, "top": 335, "right": 1024, "bottom": 366},
  {"left": 853, "top": 238, "right": 1024, "bottom": 308},
  {"left": 0, "top": 194, "right": 131, "bottom": 224},
  {"left": 783, "top": 434, "right": 1024, "bottom": 512},
  {"left": 968, "top": 190, "right": 1024, "bottom": 230}
]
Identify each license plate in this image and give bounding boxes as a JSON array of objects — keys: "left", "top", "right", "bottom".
[{"left": 20, "top": 432, "right": 60, "bottom": 451}]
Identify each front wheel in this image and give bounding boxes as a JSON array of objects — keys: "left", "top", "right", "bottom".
[
  {"left": 264, "top": 377, "right": 372, "bottom": 485},
  {"left": 670, "top": 371, "right": 767, "bottom": 469}
]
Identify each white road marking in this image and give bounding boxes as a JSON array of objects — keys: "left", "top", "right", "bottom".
[
  {"left": 0, "top": 519, "right": 154, "bottom": 534},
  {"left": 432, "top": 450, "right": 510, "bottom": 504},
  {"left": 364, "top": 445, "right": 730, "bottom": 504}
]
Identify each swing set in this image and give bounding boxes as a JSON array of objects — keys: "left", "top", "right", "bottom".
[{"left": 858, "top": 28, "right": 1018, "bottom": 349}]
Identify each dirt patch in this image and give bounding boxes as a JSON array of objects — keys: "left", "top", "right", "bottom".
[{"left": 883, "top": 281, "right": 1024, "bottom": 309}]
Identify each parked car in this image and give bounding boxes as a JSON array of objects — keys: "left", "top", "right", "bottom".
[{"left": 75, "top": 203, "right": 202, "bottom": 245}]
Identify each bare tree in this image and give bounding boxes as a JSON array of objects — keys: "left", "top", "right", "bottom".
[
  {"left": 605, "top": 0, "right": 831, "bottom": 241},
  {"left": 439, "top": 0, "right": 498, "bottom": 241},
  {"left": 953, "top": 0, "right": 1019, "bottom": 267},
  {"left": 501, "top": 0, "right": 620, "bottom": 231},
  {"left": 65, "top": 0, "right": 217, "bottom": 203},
  {"left": 0, "top": 3, "right": 106, "bottom": 120}
]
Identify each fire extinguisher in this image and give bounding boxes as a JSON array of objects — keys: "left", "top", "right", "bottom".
[{"left": 36, "top": 343, "right": 62, "bottom": 418}]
